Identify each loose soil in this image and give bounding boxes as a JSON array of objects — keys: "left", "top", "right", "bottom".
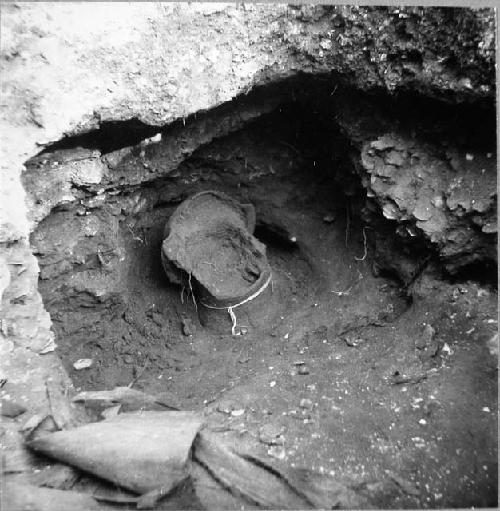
[{"left": 30, "top": 106, "right": 498, "bottom": 509}]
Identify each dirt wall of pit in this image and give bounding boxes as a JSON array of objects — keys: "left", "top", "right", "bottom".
[{"left": 0, "top": 3, "right": 496, "bottom": 461}]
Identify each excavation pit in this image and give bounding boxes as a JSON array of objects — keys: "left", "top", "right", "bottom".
[{"left": 18, "top": 78, "right": 498, "bottom": 509}]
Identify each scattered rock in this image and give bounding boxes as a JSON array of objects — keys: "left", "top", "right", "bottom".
[
  {"left": 217, "top": 400, "right": 236, "bottom": 414},
  {"left": 390, "top": 371, "right": 427, "bottom": 385},
  {"left": 1, "top": 398, "right": 27, "bottom": 418},
  {"left": 415, "top": 324, "right": 440, "bottom": 358},
  {"left": 230, "top": 408, "right": 245, "bottom": 417},
  {"left": 181, "top": 317, "right": 196, "bottom": 337},
  {"left": 385, "top": 150, "right": 405, "bottom": 167},
  {"left": 297, "top": 366, "right": 310, "bottom": 375},
  {"left": 73, "top": 359, "right": 93, "bottom": 370},
  {"left": 267, "top": 445, "right": 286, "bottom": 460},
  {"left": 46, "top": 380, "right": 82, "bottom": 430},
  {"left": 38, "top": 334, "right": 57, "bottom": 354},
  {"left": 410, "top": 397, "right": 424, "bottom": 409},
  {"left": 486, "top": 332, "right": 498, "bottom": 357},
  {"left": 343, "top": 336, "right": 363, "bottom": 347},
  {"left": 441, "top": 343, "right": 453, "bottom": 356},
  {"left": 259, "top": 423, "right": 285, "bottom": 445},
  {"left": 416, "top": 324, "right": 435, "bottom": 349},
  {"left": 371, "top": 136, "right": 396, "bottom": 151},
  {"left": 299, "top": 398, "right": 313, "bottom": 409},
  {"left": 72, "top": 386, "right": 181, "bottom": 413},
  {"left": 27, "top": 411, "right": 203, "bottom": 495},
  {"left": 102, "top": 405, "right": 121, "bottom": 419}
]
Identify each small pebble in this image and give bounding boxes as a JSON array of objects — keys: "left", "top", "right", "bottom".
[
  {"left": 419, "top": 419, "right": 427, "bottom": 425},
  {"left": 269, "top": 381, "right": 276, "bottom": 388},
  {"left": 482, "top": 406, "right": 491, "bottom": 412},
  {"left": 102, "top": 405, "right": 121, "bottom": 419},
  {"left": 73, "top": 358, "right": 93, "bottom": 370},
  {"left": 1, "top": 399, "right": 27, "bottom": 418},
  {"left": 259, "top": 423, "right": 284, "bottom": 445},
  {"left": 299, "top": 398, "right": 313, "bottom": 409},
  {"left": 217, "top": 400, "right": 235, "bottom": 414},
  {"left": 441, "top": 343, "right": 452, "bottom": 355},
  {"left": 231, "top": 409, "right": 245, "bottom": 417},
  {"left": 344, "top": 336, "right": 362, "bottom": 347},
  {"left": 181, "top": 318, "right": 195, "bottom": 336},
  {"left": 268, "top": 445, "right": 286, "bottom": 460}
]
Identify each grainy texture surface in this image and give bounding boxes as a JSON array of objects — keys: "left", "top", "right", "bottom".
[
  {"left": 0, "top": 4, "right": 497, "bottom": 510},
  {"left": 1, "top": 4, "right": 495, "bottom": 237}
]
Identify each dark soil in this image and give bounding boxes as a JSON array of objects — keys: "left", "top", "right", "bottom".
[{"left": 30, "top": 104, "right": 498, "bottom": 509}]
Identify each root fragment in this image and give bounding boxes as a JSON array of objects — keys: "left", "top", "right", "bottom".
[
  {"left": 188, "top": 273, "right": 198, "bottom": 310},
  {"left": 354, "top": 228, "right": 367, "bottom": 261}
]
